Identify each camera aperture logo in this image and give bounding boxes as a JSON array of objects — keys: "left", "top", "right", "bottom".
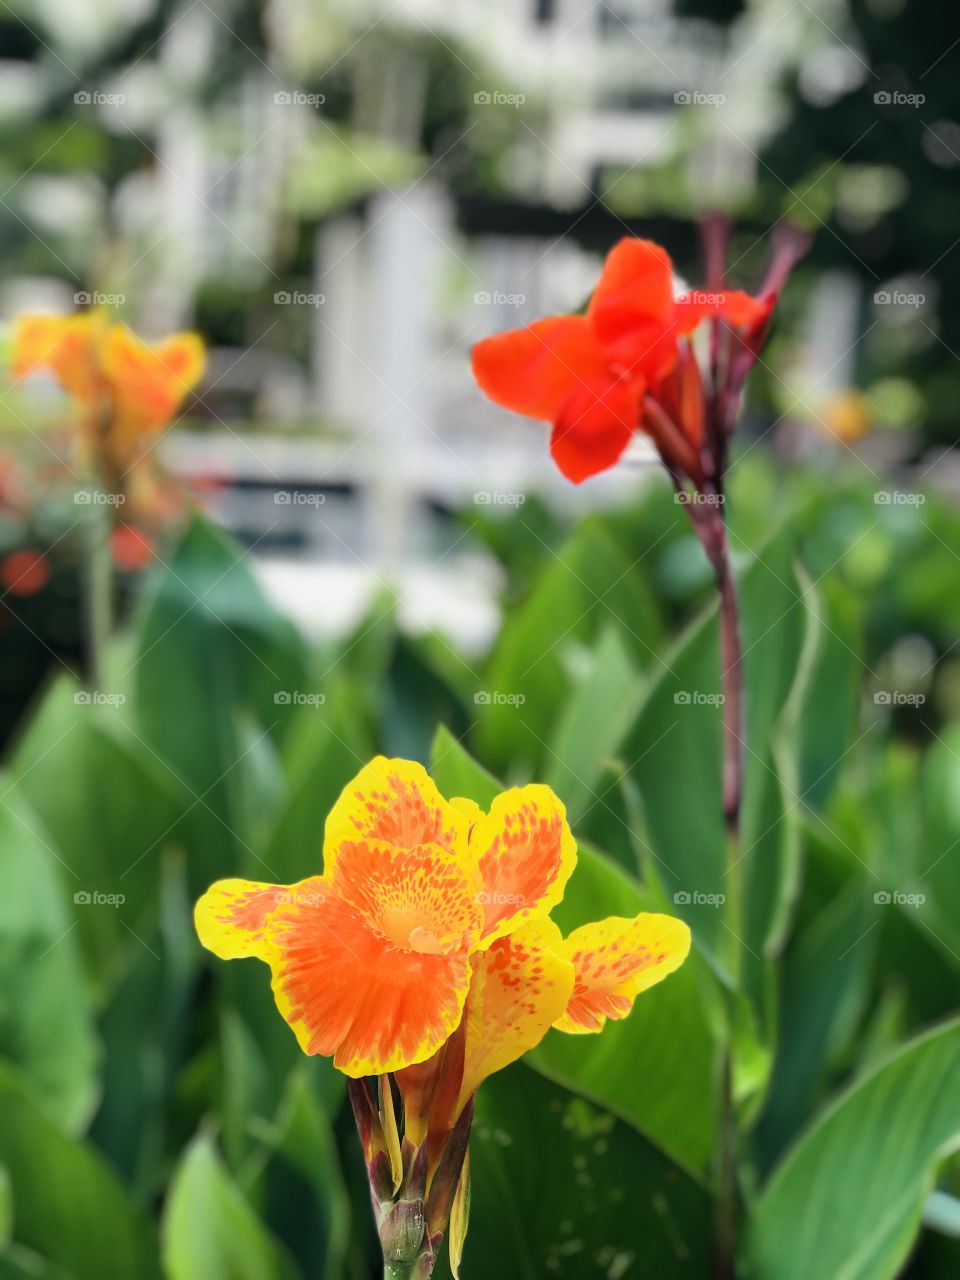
[
  {"left": 673, "top": 890, "right": 725, "bottom": 907},
  {"left": 474, "top": 490, "right": 525, "bottom": 506},
  {"left": 274, "top": 290, "right": 325, "bottom": 308},
  {"left": 74, "top": 890, "right": 125, "bottom": 907},
  {"left": 874, "top": 690, "right": 925, "bottom": 707},
  {"left": 474, "top": 690, "right": 525, "bottom": 706},
  {"left": 74, "top": 90, "right": 126, "bottom": 108},
  {"left": 874, "top": 890, "right": 925, "bottom": 907},
  {"left": 674, "top": 90, "right": 725, "bottom": 108},
  {"left": 674, "top": 690, "right": 725, "bottom": 706},
  {"left": 273, "top": 690, "right": 326, "bottom": 707},
  {"left": 275, "top": 490, "right": 325, "bottom": 506},
  {"left": 74, "top": 691, "right": 126, "bottom": 707},
  {"left": 474, "top": 90, "right": 526, "bottom": 108}
]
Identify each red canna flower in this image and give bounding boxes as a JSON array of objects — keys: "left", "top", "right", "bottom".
[{"left": 472, "top": 231, "right": 808, "bottom": 488}]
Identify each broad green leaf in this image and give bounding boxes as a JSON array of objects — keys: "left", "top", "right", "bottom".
[
  {"left": 544, "top": 627, "right": 646, "bottom": 826},
  {"left": 162, "top": 1135, "right": 299, "bottom": 1280},
  {"left": 8, "top": 675, "right": 181, "bottom": 978},
  {"left": 623, "top": 532, "right": 816, "bottom": 1005},
  {"left": 440, "top": 1064, "right": 711, "bottom": 1279},
  {"left": 132, "top": 516, "right": 308, "bottom": 891},
  {"left": 475, "top": 518, "right": 664, "bottom": 775},
  {"left": 749, "top": 1018, "right": 960, "bottom": 1280},
  {"left": 531, "top": 837, "right": 717, "bottom": 1178},
  {"left": 0, "top": 1063, "right": 159, "bottom": 1279},
  {"left": 430, "top": 725, "right": 499, "bottom": 807},
  {"left": 0, "top": 791, "right": 98, "bottom": 1132}
]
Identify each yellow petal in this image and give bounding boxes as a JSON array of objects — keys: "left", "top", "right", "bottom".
[
  {"left": 11, "top": 313, "right": 102, "bottom": 404},
  {"left": 379, "top": 1075, "right": 403, "bottom": 1194},
  {"left": 449, "top": 1149, "right": 471, "bottom": 1279},
  {"left": 194, "top": 877, "right": 290, "bottom": 960},
  {"left": 323, "top": 757, "right": 473, "bottom": 871},
  {"left": 553, "top": 913, "right": 691, "bottom": 1034},
  {"left": 457, "top": 916, "right": 574, "bottom": 1108},
  {"left": 468, "top": 785, "right": 577, "bottom": 946}
]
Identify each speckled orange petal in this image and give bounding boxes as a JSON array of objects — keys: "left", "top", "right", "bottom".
[
  {"left": 469, "top": 785, "right": 577, "bottom": 946},
  {"left": 266, "top": 840, "right": 484, "bottom": 1076},
  {"left": 554, "top": 913, "right": 691, "bottom": 1035},
  {"left": 194, "top": 877, "right": 304, "bottom": 960},
  {"left": 11, "top": 314, "right": 102, "bottom": 405},
  {"left": 323, "top": 757, "right": 473, "bottom": 871},
  {"left": 457, "top": 917, "right": 574, "bottom": 1110},
  {"left": 101, "top": 325, "right": 204, "bottom": 439}
]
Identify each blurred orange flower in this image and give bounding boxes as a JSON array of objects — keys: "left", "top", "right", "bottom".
[{"left": 11, "top": 311, "right": 204, "bottom": 471}]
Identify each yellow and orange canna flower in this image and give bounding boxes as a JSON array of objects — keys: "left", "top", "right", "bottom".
[
  {"left": 195, "top": 757, "right": 689, "bottom": 1080},
  {"left": 11, "top": 310, "right": 204, "bottom": 467},
  {"left": 195, "top": 757, "right": 690, "bottom": 1277}
]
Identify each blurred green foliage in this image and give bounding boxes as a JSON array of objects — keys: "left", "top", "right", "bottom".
[{"left": 1, "top": 450, "right": 960, "bottom": 1276}]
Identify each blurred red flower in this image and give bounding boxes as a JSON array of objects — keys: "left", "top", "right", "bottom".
[{"left": 2, "top": 549, "right": 50, "bottom": 597}]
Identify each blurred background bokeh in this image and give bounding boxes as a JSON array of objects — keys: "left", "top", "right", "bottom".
[{"left": 2, "top": 2, "right": 960, "bottom": 1278}]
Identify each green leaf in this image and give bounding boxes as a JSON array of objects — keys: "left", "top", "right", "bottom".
[
  {"left": 0, "top": 1063, "right": 159, "bottom": 1279},
  {"left": 430, "top": 725, "right": 500, "bottom": 808},
  {"left": 530, "top": 840, "right": 718, "bottom": 1179},
  {"left": 0, "top": 790, "right": 98, "bottom": 1132},
  {"left": 749, "top": 1018, "right": 960, "bottom": 1280},
  {"left": 544, "top": 628, "right": 646, "bottom": 827},
  {"left": 8, "top": 675, "right": 181, "bottom": 979},
  {"left": 132, "top": 516, "right": 308, "bottom": 891},
  {"left": 623, "top": 532, "right": 817, "bottom": 1014},
  {"left": 161, "top": 1134, "right": 299, "bottom": 1280},
  {"left": 443, "top": 1064, "right": 711, "bottom": 1279},
  {"left": 475, "top": 518, "right": 664, "bottom": 776}
]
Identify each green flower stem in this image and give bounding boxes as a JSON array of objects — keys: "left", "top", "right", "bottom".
[{"left": 85, "top": 492, "right": 114, "bottom": 691}]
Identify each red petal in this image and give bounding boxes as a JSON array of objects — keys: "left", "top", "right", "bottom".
[
  {"left": 471, "top": 315, "right": 611, "bottom": 422},
  {"left": 674, "top": 288, "right": 768, "bottom": 333},
  {"left": 588, "top": 239, "right": 675, "bottom": 348},
  {"left": 550, "top": 377, "right": 641, "bottom": 483}
]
